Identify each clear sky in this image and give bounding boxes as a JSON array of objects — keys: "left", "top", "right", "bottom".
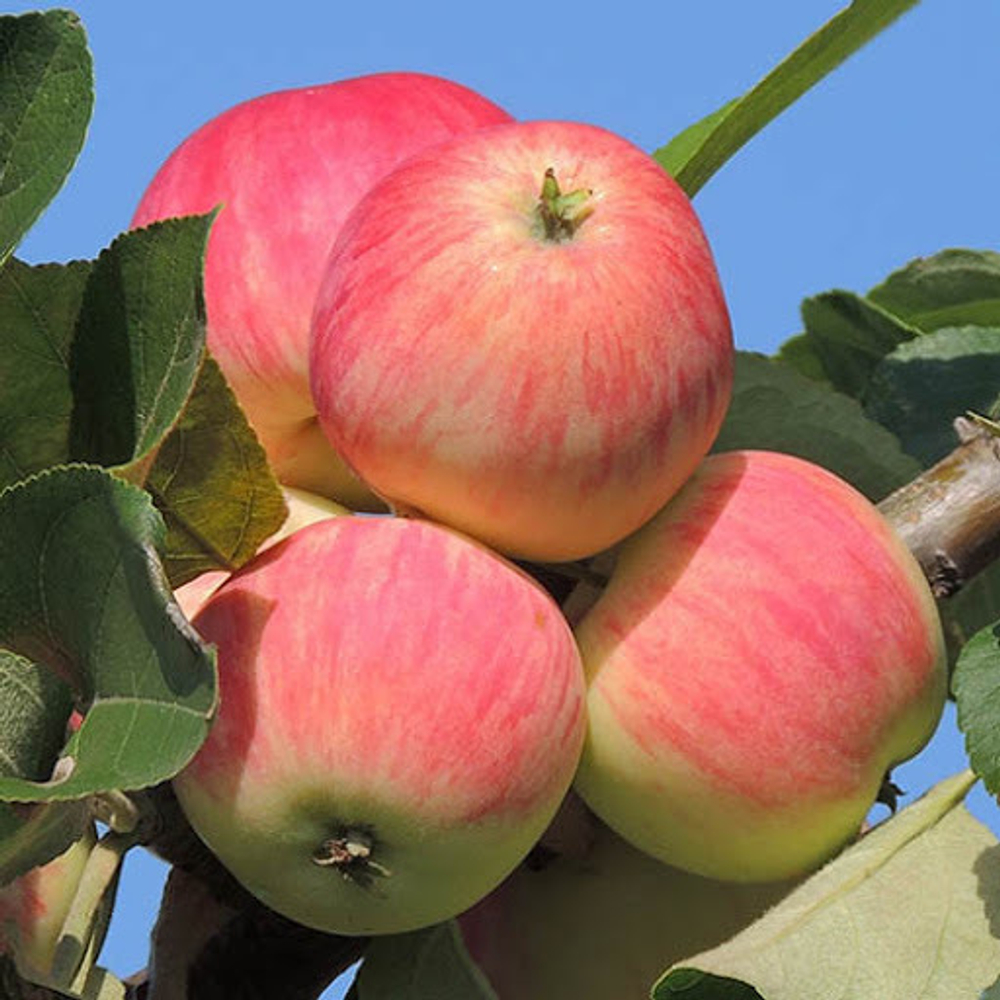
[{"left": 6, "top": 1, "right": 1000, "bottom": 995}]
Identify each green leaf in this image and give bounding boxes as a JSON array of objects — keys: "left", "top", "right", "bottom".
[
  {"left": 863, "top": 326, "right": 1000, "bottom": 465},
  {"left": 652, "top": 100, "right": 736, "bottom": 186},
  {"left": 0, "top": 217, "right": 285, "bottom": 582},
  {"left": 69, "top": 215, "right": 213, "bottom": 474},
  {"left": 773, "top": 332, "right": 831, "bottom": 385},
  {"left": 713, "top": 352, "right": 921, "bottom": 501},
  {"left": 0, "top": 216, "right": 211, "bottom": 489},
  {"left": 0, "top": 256, "right": 91, "bottom": 491},
  {"left": 356, "top": 922, "right": 498, "bottom": 1000},
  {"left": 654, "top": 0, "right": 920, "bottom": 196},
  {"left": 777, "top": 250, "right": 1000, "bottom": 400},
  {"left": 0, "top": 799, "right": 89, "bottom": 885},
  {"left": 654, "top": 772, "right": 1000, "bottom": 1000},
  {"left": 0, "top": 651, "right": 73, "bottom": 782},
  {"left": 797, "top": 291, "right": 920, "bottom": 398},
  {"left": 868, "top": 249, "right": 1000, "bottom": 332},
  {"left": 0, "top": 465, "right": 216, "bottom": 800},
  {"left": 656, "top": 970, "right": 762, "bottom": 999},
  {"left": 0, "top": 10, "right": 93, "bottom": 264},
  {"left": 954, "top": 623, "right": 1000, "bottom": 795},
  {"left": 146, "top": 355, "right": 288, "bottom": 587},
  {"left": 939, "top": 560, "right": 1000, "bottom": 666},
  {"left": 982, "top": 975, "right": 1000, "bottom": 1000}
]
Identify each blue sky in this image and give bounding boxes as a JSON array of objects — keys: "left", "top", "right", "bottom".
[{"left": 6, "top": 0, "right": 1000, "bottom": 994}]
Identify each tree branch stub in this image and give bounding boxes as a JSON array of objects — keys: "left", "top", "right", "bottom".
[{"left": 878, "top": 418, "right": 1000, "bottom": 599}]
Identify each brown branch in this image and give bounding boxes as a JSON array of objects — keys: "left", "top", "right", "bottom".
[{"left": 877, "top": 418, "right": 1000, "bottom": 599}]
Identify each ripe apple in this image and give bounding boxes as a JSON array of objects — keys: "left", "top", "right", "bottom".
[
  {"left": 0, "top": 826, "right": 95, "bottom": 984},
  {"left": 131, "top": 73, "right": 512, "bottom": 508},
  {"left": 309, "top": 120, "right": 733, "bottom": 561},
  {"left": 172, "top": 516, "right": 586, "bottom": 935},
  {"left": 573, "top": 449, "right": 948, "bottom": 882},
  {"left": 172, "top": 485, "right": 349, "bottom": 620},
  {"left": 458, "top": 793, "right": 794, "bottom": 1000}
]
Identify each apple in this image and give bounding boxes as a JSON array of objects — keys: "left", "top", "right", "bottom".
[
  {"left": 131, "top": 73, "right": 512, "bottom": 508},
  {"left": 172, "top": 485, "right": 349, "bottom": 620},
  {"left": 309, "top": 119, "right": 733, "bottom": 561},
  {"left": 458, "top": 793, "right": 794, "bottom": 1000},
  {"left": 0, "top": 826, "right": 95, "bottom": 984},
  {"left": 573, "top": 449, "right": 948, "bottom": 882},
  {"left": 172, "top": 515, "right": 586, "bottom": 935}
]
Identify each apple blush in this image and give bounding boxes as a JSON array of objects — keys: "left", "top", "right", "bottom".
[
  {"left": 309, "top": 119, "right": 733, "bottom": 561},
  {"left": 573, "top": 449, "right": 948, "bottom": 882},
  {"left": 171, "top": 516, "right": 586, "bottom": 935},
  {"left": 131, "top": 72, "right": 512, "bottom": 509}
]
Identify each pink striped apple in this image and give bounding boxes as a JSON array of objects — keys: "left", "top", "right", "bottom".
[
  {"left": 172, "top": 516, "right": 586, "bottom": 935},
  {"left": 574, "top": 449, "right": 947, "bottom": 882},
  {"left": 0, "top": 826, "right": 95, "bottom": 984},
  {"left": 131, "top": 73, "right": 512, "bottom": 508},
  {"left": 459, "top": 794, "right": 793, "bottom": 1000},
  {"left": 309, "top": 120, "right": 733, "bottom": 560}
]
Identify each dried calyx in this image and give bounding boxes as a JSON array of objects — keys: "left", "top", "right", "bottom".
[{"left": 312, "top": 826, "right": 392, "bottom": 890}]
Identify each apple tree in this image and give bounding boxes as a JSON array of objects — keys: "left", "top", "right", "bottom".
[{"left": 2, "top": 3, "right": 1000, "bottom": 999}]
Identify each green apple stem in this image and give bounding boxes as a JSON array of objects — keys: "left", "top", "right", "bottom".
[
  {"left": 312, "top": 827, "right": 392, "bottom": 890},
  {"left": 64, "top": 891, "right": 126, "bottom": 1000},
  {"left": 72, "top": 966, "right": 127, "bottom": 1000},
  {"left": 535, "top": 168, "right": 594, "bottom": 242},
  {"left": 49, "top": 828, "right": 136, "bottom": 988},
  {"left": 89, "top": 790, "right": 141, "bottom": 835}
]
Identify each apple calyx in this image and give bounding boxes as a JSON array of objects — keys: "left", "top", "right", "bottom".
[
  {"left": 535, "top": 168, "right": 594, "bottom": 242},
  {"left": 311, "top": 826, "right": 392, "bottom": 890}
]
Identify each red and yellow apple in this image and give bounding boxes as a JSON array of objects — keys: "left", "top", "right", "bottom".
[
  {"left": 458, "top": 793, "right": 793, "bottom": 1000},
  {"left": 131, "top": 73, "right": 512, "bottom": 507},
  {"left": 172, "top": 516, "right": 586, "bottom": 935},
  {"left": 573, "top": 449, "right": 947, "bottom": 881},
  {"left": 310, "top": 119, "right": 733, "bottom": 560},
  {"left": 0, "top": 826, "right": 95, "bottom": 984}
]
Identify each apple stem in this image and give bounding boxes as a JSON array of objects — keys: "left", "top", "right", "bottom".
[
  {"left": 312, "top": 827, "right": 391, "bottom": 889},
  {"left": 89, "top": 790, "right": 141, "bottom": 834},
  {"left": 876, "top": 773, "right": 904, "bottom": 813},
  {"left": 535, "top": 168, "right": 594, "bottom": 242},
  {"left": 50, "top": 828, "right": 136, "bottom": 988}
]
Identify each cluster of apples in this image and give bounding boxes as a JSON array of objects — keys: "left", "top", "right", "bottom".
[{"left": 122, "top": 70, "right": 946, "bottom": 984}]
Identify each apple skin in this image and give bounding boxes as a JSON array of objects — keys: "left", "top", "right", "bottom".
[
  {"left": 172, "top": 485, "right": 349, "bottom": 620},
  {"left": 131, "top": 73, "right": 512, "bottom": 508},
  {"left": 0, "top": 826, "right": 95, "bottom": 984},
  {"left": 172, "top": 516, "right": 587, "bottom": 935},
  {"left": 458, "top": 793, "right": 794, "bottom": 1000},
  {"left": 310, "top": 119, "right": 733, "bottom": 561},
  {"left": 573, "top": 449, "right": 948, "bottom": 882}
]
